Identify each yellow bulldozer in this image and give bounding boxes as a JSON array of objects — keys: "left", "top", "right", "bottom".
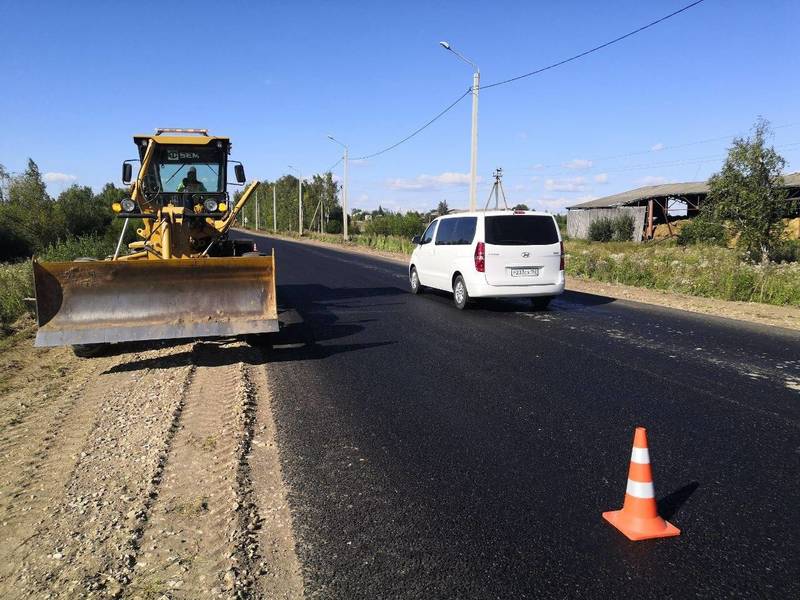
[{"left": 32, "top": 128, "right": 278, "bottom": 355}]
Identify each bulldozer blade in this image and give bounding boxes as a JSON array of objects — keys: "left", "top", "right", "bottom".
[{"left": 33, "top": 256, "right": 279, "bottom": 347}]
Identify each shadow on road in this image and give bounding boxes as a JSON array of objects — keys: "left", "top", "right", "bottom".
[
  {"left": 657, "top": 481, "right": 700, "bottom": 519},
  {"left": 419, "top": 287, "right": 617, "bottom": 313},
  {"left": 103, "top": 283, "right": 400, "bottom": 373}
]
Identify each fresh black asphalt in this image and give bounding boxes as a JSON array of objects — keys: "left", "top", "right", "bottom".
[{"left": 240, "top": 232, "right": 800, "bottom": 599}]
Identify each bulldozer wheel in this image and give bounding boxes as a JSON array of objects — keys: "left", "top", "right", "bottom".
[{"left": 72, "top": 344, "right": 106, "bottom": 358}]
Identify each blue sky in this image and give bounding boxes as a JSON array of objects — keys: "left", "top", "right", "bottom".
[{"left": 1, "top": 0, "right": 798, "bottom": 213}]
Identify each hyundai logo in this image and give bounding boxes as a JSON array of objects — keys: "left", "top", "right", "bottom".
[{"left": 522, "top": 252, "right": 530, "bottom": 258}]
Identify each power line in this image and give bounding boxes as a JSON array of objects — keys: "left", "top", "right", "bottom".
[
  {"left": 352, "top": 88, "right": 472, "bottom": 161},
  {"left": 340, "top": 1, "right": 707, "bottom": 163},
  {"left": 326, "top": 157, "right": 343, "bottom": 173},
  {"left": 480, "top": 0, "right": 707, "bottom": 90}
]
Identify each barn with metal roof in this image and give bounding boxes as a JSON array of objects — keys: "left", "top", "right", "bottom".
[{"left": 566, "top": 173, "right": 800, "bottom": 241}]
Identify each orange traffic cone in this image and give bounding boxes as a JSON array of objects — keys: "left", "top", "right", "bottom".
[{"left": 603, "top": 427, "right": 680, "bottom": 541}]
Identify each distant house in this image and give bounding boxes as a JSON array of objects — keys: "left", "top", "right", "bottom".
[{"left": 566, "top": 173, "right": 800, "bottom": 241}]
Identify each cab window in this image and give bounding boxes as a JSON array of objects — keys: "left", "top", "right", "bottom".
[{"left": 421, "top": 220, "right": 438, "bottom": 244}]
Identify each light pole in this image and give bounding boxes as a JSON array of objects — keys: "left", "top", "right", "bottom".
[
  {"left": 288, "top": 165, "right": 303, "bottom": 235},
  {"left": 440, "top": 40, "right": 479, "bottom": 211},
  {"left": 327, "top": 136, "right": 349, "bottom": 241}
]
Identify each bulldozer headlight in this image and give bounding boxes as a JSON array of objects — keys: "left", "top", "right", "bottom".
[
  {"left": 121, "top": 199, "right": 136, "bottom": 212},
  {"left": 112, "top": 202, "right": 122, "bottom": 213},
  {"left": 218, "top": 202, "right": 228, "bottom": 212},
  {"left": 203, "top": 199, "right": 219, "bottom": 212}
]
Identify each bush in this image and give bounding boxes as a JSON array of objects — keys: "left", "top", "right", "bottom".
[
  {"left": 677, "top": 218, "right": 729, "bottom": 247},
  {"left": 770, "top": 239, "right": 800, "bottom": 263},
  {"left": 39, "top": 233, "right": 117, "bottom": 262},
  {"left": 611, "top": 214, "right": 635, "bottom": 242},
  {"left": 0, "top": 262, "right": 33, "bottom": 334},
  {"left": 588, "top": 218, "right": 614, "bottom": 242}
]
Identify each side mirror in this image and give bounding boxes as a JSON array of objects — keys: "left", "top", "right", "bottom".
[
  {"left": 122, "top": 162, "right": 133, "bottom": 184},
  {"left": 234, "top": 164, "right": 246, "bottom": 184},
  {"left": 411, "top": 235, "right": 421, "bottom": 245}
]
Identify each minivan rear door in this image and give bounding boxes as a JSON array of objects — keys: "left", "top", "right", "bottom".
[{"left": 483, "top": 214, "right": 561, "bottom": 286}]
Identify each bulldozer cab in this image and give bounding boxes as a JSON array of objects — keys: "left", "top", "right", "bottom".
[{"left": 132, "top": 130, "right": 229, "bottom": 207}]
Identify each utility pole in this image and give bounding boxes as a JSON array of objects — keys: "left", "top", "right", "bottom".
[
  {"left": 343, "top": 145, "right": 349, "bottom": 241},
  {"left": 440, "top": 41, "right": 479, "bottom": 211},
  {"left": 255, "top": 185, "right": 260, "bottom": 230},
  {"left": 288, "top": 165, "right": 303, "bottom": 235},
  {"left": 273, "top": 184, "right": 277, "bottom": 232},
  {"left": 327, "top": 136, "right": 349, "bottom": 241}
]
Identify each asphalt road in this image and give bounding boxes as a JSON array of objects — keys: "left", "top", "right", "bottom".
[{"left": 239, "top": 232, "right": 800, "bottom": 599}]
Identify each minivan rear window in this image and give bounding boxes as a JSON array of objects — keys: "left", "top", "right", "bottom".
[{"left": 484, "top": 215, "right": 559, "bottom": 245}]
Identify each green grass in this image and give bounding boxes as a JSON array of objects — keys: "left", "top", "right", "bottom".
[
  {"left": 0, "top": 262, "right": 34, "bottom": 334},
  {"left": 565, "top": 239, "right": 800, "bottom": 306},
  {"left": 0, "top": 234, "right": 120, "bottom": 335}
]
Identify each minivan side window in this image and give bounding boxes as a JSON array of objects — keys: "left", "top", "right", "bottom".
[
  {"left": 435, "top": 217, "right": 477, "bottom": 245},
  {"left": 420, "top": 220, "right": 438, "bottom": 244},
  {"left": 484, "top": 215, "right": 559, "bottom": 245}
]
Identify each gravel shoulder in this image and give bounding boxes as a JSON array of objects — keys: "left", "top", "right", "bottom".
[
  {"left": 0, "top": 324, "right": 303, "bottom": 599},
  {"left": 245, "top": 230, "right": 800, "bottom": 332}
]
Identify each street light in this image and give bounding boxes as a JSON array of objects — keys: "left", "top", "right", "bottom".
[
  {"left": 440, "top": 40, "right": 479, "bottom": 211},
  {"left": 288, "top": 165, "right": 303, "bottom": 235},
  {"left": 327, "top": 135, "right": 349, "bottom": 241}
]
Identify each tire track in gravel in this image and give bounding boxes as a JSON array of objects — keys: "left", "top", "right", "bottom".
[
  {"left": 125, "top": 348, "right": 250, "bottom": 599},
  {"left": 5, "top": 343, "right": 196, "bottom": 599}
]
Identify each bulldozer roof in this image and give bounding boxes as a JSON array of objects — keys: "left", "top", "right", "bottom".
[{"left": 133, "top": 128, "right": 230, "bottom": 146}]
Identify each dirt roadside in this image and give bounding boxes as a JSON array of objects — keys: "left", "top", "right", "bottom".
[
  {"left": 245, "top": 230, "right": 800, "bottom": 332},
  {"left": 0, "top": 323, "right": 303, "bottom": 599}
]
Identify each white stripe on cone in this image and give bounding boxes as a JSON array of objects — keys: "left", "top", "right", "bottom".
[
  {"left": 626, "top": 478, "right": 655, "bottom": 499},
  {"left": 630, "top": 447, "right": 650, "bottom": 464}
]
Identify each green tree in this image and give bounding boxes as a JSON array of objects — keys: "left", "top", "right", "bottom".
[
  {"left": 56, "top": 184, "right": 113, "bottom": 238},
  {"left": 705, "top": 119, "right": 796, "bottom": 263},
  {"left": 437, "top": 200, "right": 449, "bottom": 216},
  {"left": 512, "top": 203, "right": 530, "bottom": 211},
  {"left": 4, "top": 159, "right": 64, "bottom": 256}
]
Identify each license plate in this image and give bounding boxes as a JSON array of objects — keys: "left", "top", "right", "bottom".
[{"left": 510, "top": 267, "right": 539, "bottom": 277}]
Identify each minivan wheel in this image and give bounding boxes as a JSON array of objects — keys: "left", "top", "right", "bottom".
[
  {"left": 452, "top": 275, "right": 470, "bottom": 310},
  {"left": 409, "top": 267, "right": 422, "bottom": 295},
  {"left": 530, "top": 296, "right": 553, "bottom": 310}
]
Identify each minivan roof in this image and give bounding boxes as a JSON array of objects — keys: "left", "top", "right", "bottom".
[{"left": 438, "top": 209, "right": 554, "bottom": 218}]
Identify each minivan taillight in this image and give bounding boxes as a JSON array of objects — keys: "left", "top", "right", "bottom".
[
  {"left": 559, "top": 241, "right": 565, "bottom": 271},
  {"left": 474, "top": 241, "right": 485, "bottom": 272}
]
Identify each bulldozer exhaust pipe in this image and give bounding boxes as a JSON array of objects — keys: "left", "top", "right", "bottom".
[{"left": 33, "top": 256, "right": 278, "bottom": 347}]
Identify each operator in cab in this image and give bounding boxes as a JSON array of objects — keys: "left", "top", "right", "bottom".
[{"left": 177, "top": 167, "right": 207, "bottom": 193}]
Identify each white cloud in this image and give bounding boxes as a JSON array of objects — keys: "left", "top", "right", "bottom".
[
  {"left": 593, "top": 173, "right": 609, "bottom": 184},
  {"left": 388, "top": 171, "right": 477, "bottom": 191},
  {"left": 43, "top": 172, "right": 77, "bottom": 184},
  {"left": 531, "top": 176, "right": 540, "bottom": 182},
  {"left": 544, "top": 176, "right": 587, "bottom": 192},
  {"left": 651, "top": 142, "right": 665, "bottom": 152},
  {"left": 532, "top": 163, "right": 545, "bottom": 170},
  {"left": 562, "top": 158, "right": 593, "bottom": 170},
  {"left": 638, "top": 175, "right": 669, "bottom": 186}
]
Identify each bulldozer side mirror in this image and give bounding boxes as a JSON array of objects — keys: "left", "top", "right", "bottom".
[
  {"left": 234, "top": 164, "right": 246, "bottom": 184},
  {"left": 122, "top": 162, "right": 132, "bottom": 184}
]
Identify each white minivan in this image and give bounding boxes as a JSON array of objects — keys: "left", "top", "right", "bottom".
[{"left": 409, "top": 210, "right": 565, "bottom": 309}]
